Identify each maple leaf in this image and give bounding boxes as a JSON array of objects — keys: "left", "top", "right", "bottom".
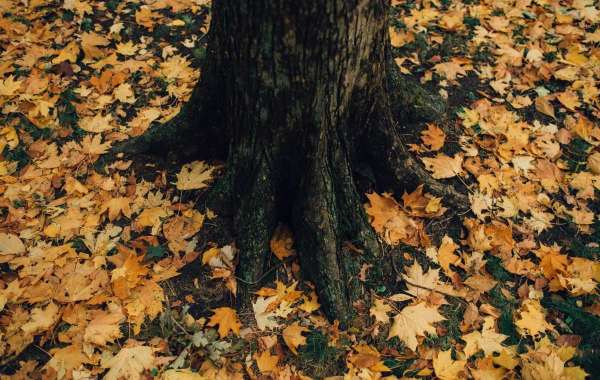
[
  {"left": 84, "top": 305, "right": 125, "bottom": 346},
  {"left": 103, "top": 344, "right": 155, "bottom": 380},
  {"left": 45, "top": 343, "right": 94, "bottom": 379},
  {"left": 207, "top": 307, "right": 241, "bottom": 338},
  {"left": 433, "top": 59, "right": 470, "bottom": 81},
  {"left": 557, "top": 91, "right": 581, "bottom": 111},
  {"left": 80, "top": 32, "right": 110, "bottom": 61},
  {"left": 348, "top": 344, "right": 390, "bottom": 372},
  {"left": 21, "top": 302, "right": 60, "bottom": 335},
  {"left": 0, "top": 232, "right": 26, "bottom": 258},
  {"left": 421, "top": 153, "right": 464, "bottom": 179},
  {"left": 0, "top": 75, "right": 23, "bottom": 96},
  {"left": 298, "top": 291, "right": 320, "bottom": 313},
  {"left": 252, "top": 296, "right": 280, "bottom": 331},
  {"left": 282, "top": 322, "right": 308, "bottom": 355},
  {"left": 433, "top": 349, "right": 466, "bottom": 380},
  {"left": 270, "top": 224, "right": 296, "bottom": 260},
  {"left": 462, "top": 317, "right": 508, "bottom": 357},
  {"left": 124, "top": 280, "right": 165, "bottom": 334},
  {"left": 535, "top": 96, "right": 556, "bottom": 118},
  {"left": 369, "top": 299, "right": 392, "bottom": 324},
  {"left": 116, "top": 41, "right": 138, "bottom": 56},
  {"left": 255, "top": 350, "right": 279, "bottom": 374},
  {"left": 114, "top": 83, "right": 136, "bottom": 104},
  {"left": 365, "top": 192, "right": 423, "bottom": 246},
  {"left": 421, "top": 123, "right": 446, "bottom": 151},
  {"left": 136, "top": 6, "right": 158, "bottom": 30},
  {"left": 175, "top": 161, "right": 216, "bottom": 190},
  {"left": 161, "top": 369, "right": 209, "bottom": 379},
  {"left": 437, "top": 235, "right": 460, "bottom": 275},
  {"left": 63, "top": 0, "right": 92, "bottom": 17},
  {"left": 515, "top": 299, "right": 554, "bottom": 337},
  {"left": 79, "top": 113, "right": 114, "bottom": 133},
  {"left": 51, "top": 41, "right": 80, "bottom": 64},
  {"left": 401, "top": 261, "right": 443, "bottom": 301},
  {"left": 388, "top": 302, "right": 445, "bottom": 351},
  {"left": 80, "top": 134, "right": 112, "bottom": 155},
  {"left": 101, "top": 197, "right": 132, "bottom": 221}
]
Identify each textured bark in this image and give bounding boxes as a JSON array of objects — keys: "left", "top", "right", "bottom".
[{"left": 205, "top": 0, "right": 388, "bottom": 323}]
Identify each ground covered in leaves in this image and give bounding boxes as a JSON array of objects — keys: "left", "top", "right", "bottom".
[{"left": 0, "top": 0, "right": 599, "bottom": 379}]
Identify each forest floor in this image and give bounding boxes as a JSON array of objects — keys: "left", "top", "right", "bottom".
[{"left": 0, "top": 0, "right": 599, "bottom": 379}]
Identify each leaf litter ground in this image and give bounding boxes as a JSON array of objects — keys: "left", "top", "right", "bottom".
[{"left": 0, "top": 0, "right": 599, "bottom": 379}]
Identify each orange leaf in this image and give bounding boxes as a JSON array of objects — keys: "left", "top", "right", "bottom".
[{"left": 207, "top": 307, "right": 241, "bottom": 338}]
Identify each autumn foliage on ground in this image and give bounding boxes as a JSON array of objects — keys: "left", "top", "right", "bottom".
[{"left": 0, "top": 0, "right": 599, "bottom": 379}]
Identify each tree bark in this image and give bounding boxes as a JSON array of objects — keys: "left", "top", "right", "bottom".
[{"left": 204, "top": 0, "right": 389, "bottom": 323}]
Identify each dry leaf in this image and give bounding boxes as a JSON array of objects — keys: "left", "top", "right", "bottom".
[
  {"left": 207, "top": 307, "right": 241, "bottom": 338},
  {"left": 175, "top": 161, "right": 216, "bottom": 190},
  {"left": 421, "top": 153, "right": 464, "bottom": 179},
  {"left": 388, "top": 302, "right": 445, "bottom": 351},
  {"left": 282, "top": 322, "right": 308, "bottom": 355}
]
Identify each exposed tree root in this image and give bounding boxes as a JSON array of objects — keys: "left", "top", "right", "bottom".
[
  {"left": 385, "top": 55, "right": 447, "bottom": 124},
  {"left": 290, "top": 129, "right": 379, "bottom": 325},
  {"left": 366, "top": 109, "right": 470, "bottom": 209},
  {"left": 233, "top": 157, "right": 278, "bottom": 304}
]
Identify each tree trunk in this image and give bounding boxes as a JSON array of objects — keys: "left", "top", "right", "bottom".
[{"left": 204, "top": 0, "right": 389, "bottom": 323}]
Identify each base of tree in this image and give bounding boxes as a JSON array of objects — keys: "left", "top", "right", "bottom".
[{"left": 114, "top": 57, "right": 468, "bottom": 324}]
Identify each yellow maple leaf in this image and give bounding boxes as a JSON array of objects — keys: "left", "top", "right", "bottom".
[
  {"left": 255, "top": 350, "right": 279, "bottom": 374},
  {"left": 535, "top": 96, "right": 556, "bottom": 119},
  {"left": 21, "top": 302, "right": 60, "bottom": 335},
  {"left": 175, "top": 161, "right": 216, "bottom": 190},
  {"left": 0, "top": 75, "right": 23, "bottom": 96},
  {"left": 437, "top": 235, "right": 460, "bottom": 275},
  {"left": 270, "top": 224, "right": 295, "bottom": 260},
  {"left": 116, "top": 41, "right": 138, "bottom": 56},
  {"left": 161, "top": 369, "right": 209, "bottom": 380},
  {"left": 84, "top": 305, "right": 125, "bottom": 346},
  {"left": 252, "top": 296, "right": 280, "bottom": 331},
  {"left": 80, "top": 32, "right": 110, "bottom": 61},
  {"left": 493, "top": 349, "right": 519, "bottom": 370},
  {"left": 45, "top": 343, "right": 94, "bottom": 378},
  {"left": 0, "top": 232, "right": 26, "bottom": 257},
  {"left": 51, "top": 41, "right": 80, "bottom": 64},
  {"left": 282, "top": 321, "right": 308, "bottom": 355},
  {"left": 461, "top": 316, "right": 508, "bottom": 357},
  {"left": 348, "top": 344, "right": 389, "bottom": 372},
  {"left": 433, "top": 349, "right": 466, "bottom": 380},
  {"left": 515, "top": 299, "right": 554, "bottom": 337},
  {"left": 401, "top": 261, "right": 443, "bottom": 301},
  {"left": 101, "top": 197, "right": 132, "bottom": 221},
  {"left": 557, "top": 91, "right": 581, "bottom": 111},
  {"left": 421, "top": 124, "right": 446, "bottom": 151},
  {"left": 103, "top": 344, "right": 155, "bottom": 380},
  {"left": 388, "top": 302, "right": 445, "bottom": 351},
  {"left": 369, "top": 299, "right": 392, "bottom": 324},
  {"left": 365, "top": 192, "right": 423, "bottom": 246},
  {"left": 207, "top": 307, "right": 241, "bottom": 338},
  {"left": 79, "top": 113, "right": 114, "bottom": 133},
  {"left": 80, "top": 134, "right": 112, "bottom": 155},
  {"left": 421, "top": 153, "right": 464, "bottom": 179},
  {"left": 114, "top": 83, "right": 136, "bottom": 104}
]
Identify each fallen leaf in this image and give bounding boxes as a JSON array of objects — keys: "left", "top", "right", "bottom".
[
  {"left": 103, "top": 344, "right": 155, "bottom": 380},
  {"left": 422, "top": 153, "right": 464, "bottom": 179},
  {"left": 175, "top": 161, "right": 216, "bottom": 190},
  {"left": 388, "top": 302, "right": 445, "bottom": 351},
  {"left": 207, "top": 307, "right": 241, "bottom": 338},
  {"left": 282, "top": 322, "right": 308, "bottom": 355}
]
